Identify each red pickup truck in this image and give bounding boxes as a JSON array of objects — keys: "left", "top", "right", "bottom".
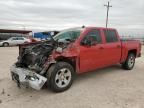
[{"left": 10, "top": 27, "right": 141, "bottom": 92}]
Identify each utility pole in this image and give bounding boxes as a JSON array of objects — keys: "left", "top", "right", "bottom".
[{"left": 104, "top": 1, "right": 112, "bottom": 28}]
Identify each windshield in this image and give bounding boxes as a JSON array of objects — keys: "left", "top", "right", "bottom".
[{"left": 54, "top": 29, "right": 81, "bottom": 41}]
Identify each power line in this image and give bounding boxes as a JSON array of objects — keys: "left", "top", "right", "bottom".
[{"left": 104, "top": 1, "right": 112, "bottom": 28}]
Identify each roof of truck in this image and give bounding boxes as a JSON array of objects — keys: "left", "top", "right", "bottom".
[{"left": 84, "top": 26, "right": 116, "bottom": 30}]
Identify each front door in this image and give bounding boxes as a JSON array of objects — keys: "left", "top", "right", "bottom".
[{"left": 79, "top": 29, "right": 105, "bottom": 73}]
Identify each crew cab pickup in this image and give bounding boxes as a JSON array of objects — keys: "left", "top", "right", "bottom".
[{"left": 10, "top": 27, "right": 141, "bottom": 92}]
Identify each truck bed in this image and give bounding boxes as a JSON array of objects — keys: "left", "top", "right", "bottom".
[{"left": 120, "top": 40, "right": 141, "bottom": 63}]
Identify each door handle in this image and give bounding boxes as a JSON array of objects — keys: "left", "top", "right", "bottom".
[
  {"left": 117, "top": 45, "right": 121, "bottom": 48},
  {"left": 99, "top": 47, "right": 104, "bottom": 50}
]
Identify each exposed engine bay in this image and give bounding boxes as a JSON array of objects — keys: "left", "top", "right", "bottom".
[
  {"left": 15, "top": 39, "right": 71, "bottom": 74},
  {"left": 10, "top": 28, "right": 82, "bottom": 91}
]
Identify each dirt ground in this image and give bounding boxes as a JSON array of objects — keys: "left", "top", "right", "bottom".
[{"left": 0, "top": 47, "right": 144, "bottom": 108}]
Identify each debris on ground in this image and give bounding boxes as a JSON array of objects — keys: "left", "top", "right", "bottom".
[
  {"left": 1, "top": 89, "right": 5, "bottom": 95},
  {"left": 0, "top": 99, "right": 2, "bottom": 104}
]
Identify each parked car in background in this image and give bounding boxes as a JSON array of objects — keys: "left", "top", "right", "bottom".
[{"left": 0, "top": 37, "right": 30, "bottom": 47}]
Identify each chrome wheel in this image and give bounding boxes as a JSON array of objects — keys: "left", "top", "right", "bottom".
[
  {"left": 122, "top": 53, "right": 136, "bottom": 70},
  {"left": 55, "top": 68, "right": 72, "bottom": 88},
  {"left": 128, "top": 55, "right": 135, "bottom": 68}
]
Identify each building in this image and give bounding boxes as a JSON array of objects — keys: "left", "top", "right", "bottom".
[{"left": 0, "top": 29, "right": 32, "bottom": 40}]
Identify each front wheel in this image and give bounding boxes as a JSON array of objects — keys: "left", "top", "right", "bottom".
[
  {"left": 46, "top": 62, "right": 75, "bottom": 92},
  {"left": 122, "top": 53, "right": 136, "bottom": 70}
]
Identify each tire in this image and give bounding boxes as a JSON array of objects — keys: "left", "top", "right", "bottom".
[
  {"left": 3, "top": 42, "right": 9, "bottom": 47},
  {"left": 122, "top": 53, "right": 136, "bottom": 70},
  {"left": 46, "top": 62, "right": 75, "bottom": 92}
]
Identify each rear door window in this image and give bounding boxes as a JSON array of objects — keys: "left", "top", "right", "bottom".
[{"left": 104, "top": 30, "right": 118, "bottom": 43}]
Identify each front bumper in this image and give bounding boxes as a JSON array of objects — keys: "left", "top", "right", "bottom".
[{"left": 10, "top": 65, "right": 47, "bottom": 90}]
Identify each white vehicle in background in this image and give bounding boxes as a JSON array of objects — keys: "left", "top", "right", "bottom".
[{"left": 0, "top": 37, "right": 30, "bottom": 47}]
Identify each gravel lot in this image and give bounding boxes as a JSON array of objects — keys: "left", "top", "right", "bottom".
[{"left": 0, "top": 47, "right": 144, "bottom": 108}]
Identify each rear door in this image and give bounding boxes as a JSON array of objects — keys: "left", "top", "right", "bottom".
[{"left": 102, "top": 29, "right": 121, "bottom": 65}]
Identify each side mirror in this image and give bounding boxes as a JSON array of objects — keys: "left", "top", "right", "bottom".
[
  {"left": 81, "top": 40, "right": 88, "bottom": 46},
  {"left": 81, "top": 37, "right": 97, "bottom": 46},
  {"left": 90, "top": 41, "right": 97, "bottom": 46}
]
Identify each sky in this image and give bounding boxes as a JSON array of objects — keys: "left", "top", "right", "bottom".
[{"left": 0, "top": 0, "right": 144, "bottom": 36}]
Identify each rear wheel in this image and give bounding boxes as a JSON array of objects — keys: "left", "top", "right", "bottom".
[
  {"left": 122, "top": 53, "right": 135, "bottom": 70},
  {"left": 3, "top": 42, "right": 9, "bottom": 47},
  {"left": 46, "top": 62, "right": 75, "bottom": 92}
]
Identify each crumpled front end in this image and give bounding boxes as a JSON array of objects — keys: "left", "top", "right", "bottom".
[
  {"left": 10, "top": 65, "right": 47, "bottom": 90},
  {"left": 10, "top": 39, "right": 77, "bottom": 90}
]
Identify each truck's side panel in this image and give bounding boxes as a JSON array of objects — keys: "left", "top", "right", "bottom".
[{"left": 78, "top": 27, "right": 141, "bottom": 73}]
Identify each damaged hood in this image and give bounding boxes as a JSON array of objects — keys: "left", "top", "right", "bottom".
[{"left": 15, "top": 39, "right": 71, "bottom": 73}]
